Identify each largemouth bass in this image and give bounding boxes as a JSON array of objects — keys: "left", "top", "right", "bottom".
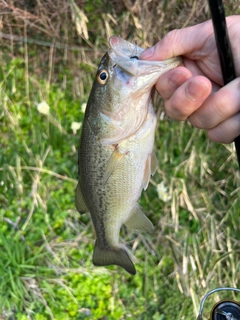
[{"left": 75, "top": 36, "right": 181, "bottom": 275}]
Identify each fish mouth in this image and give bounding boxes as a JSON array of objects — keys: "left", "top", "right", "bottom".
[
  {"left": 109, "top": 36, "right": 143, "bottom": 58},
  {"left": 108, "top": 36, "right": 182, "bottom": 83}
]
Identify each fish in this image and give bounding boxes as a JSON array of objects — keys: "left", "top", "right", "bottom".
[{"left": 75, "top": 36, "right": 181, "bottom": 275}]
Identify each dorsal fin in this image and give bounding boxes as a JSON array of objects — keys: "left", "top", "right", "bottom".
[{"left": 75, "top": 182, "right": 88, "bottom": 214}]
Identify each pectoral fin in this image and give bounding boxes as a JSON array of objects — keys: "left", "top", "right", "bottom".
[
  {"left": 103, "top": 146, "right": 127, "bottom": 184},
  {"left": 142, "top": 152, "right": 158, "bottom": 191},
  {"left": 151, "top": 151, "right": 158, "bottom": 175},
  {"left": 142, "top": 154, "right": 151, "bottom": 190},
  {"left": 75, "top": 181, "right": 88, "bottom": 214},
  {"left": 124, "top": 204, "right": 153, "bottom": 232}
]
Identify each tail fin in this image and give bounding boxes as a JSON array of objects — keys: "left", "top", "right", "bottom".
[{"left": 92, "top": 240, "right": 136, "bottom": 275}]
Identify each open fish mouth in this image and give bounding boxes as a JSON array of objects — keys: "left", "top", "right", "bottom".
[{"left": 108, "top": 36, "right": 182, "bottom": 77}]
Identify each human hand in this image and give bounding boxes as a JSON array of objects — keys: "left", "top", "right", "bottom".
[{"left": 141, "top": 15, "right": 240, "bottom": 143}]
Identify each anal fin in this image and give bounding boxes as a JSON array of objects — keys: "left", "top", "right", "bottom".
[
  {"left": 124, "top": 204, "right": 153, "bottom": 232},
  {"left": 75, "top": 181, "right": 88, "bottom": 214}
]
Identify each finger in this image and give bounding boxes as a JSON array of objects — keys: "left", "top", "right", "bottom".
[
  {"left": 140, "top": 20, "right": 214, "bottom": 61},
  {"left": 207, "top": 112, "right": 240, "bottom": 144},
  {"left": 164, "top": 76, "right": 212, "bottom": 120},
  {"left": 156, "top": 59, "right": 219, "bottom": 100},
  {"left": 155, "top": 66, "right": 192, "bottom": 99},
  {"left": 189, "top": 78, "right": 240, "bottom": 129}
]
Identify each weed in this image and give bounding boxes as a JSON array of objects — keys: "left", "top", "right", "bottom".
[{"left": 0, "top": 0, "right": 240, "bottom": 319}]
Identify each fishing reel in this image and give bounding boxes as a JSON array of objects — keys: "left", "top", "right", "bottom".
[{"left": 198, "top": 288, "right": 240, "bottom": 320}]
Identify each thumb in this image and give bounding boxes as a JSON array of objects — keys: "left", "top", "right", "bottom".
[{"left": 140, "top": 19, "right": 214, "bottom": 61}]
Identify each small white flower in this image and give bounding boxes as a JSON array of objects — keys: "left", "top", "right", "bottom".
[
  {"left": 71, "top": 121, "right": 82, "bottom": 134},
  {"left": 156, "top": 181, "right": 171, "bottom": 202},
  {"left": 159, "top": 111, "right": 165, "bottom": 121},
  {"left": 81, "top": 102, "right": 87, "bottom": 113},
  {"left": 37, "top": 101, "right": 50, "bottom": 115},
  {"left": 79, "top": 308, "right": 91, "bottom": 316}
]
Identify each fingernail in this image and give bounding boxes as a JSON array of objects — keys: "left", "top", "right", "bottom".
[
  {"left": 186, "top": 81, "right": 207, "bottom": 101},
  {"left": 140, "top": 46, "right": 155, "bottom": 59}
]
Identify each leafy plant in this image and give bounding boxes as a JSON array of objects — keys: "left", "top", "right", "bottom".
[{"left": 0, "top": 0, "right": 240, "bottom": 319}]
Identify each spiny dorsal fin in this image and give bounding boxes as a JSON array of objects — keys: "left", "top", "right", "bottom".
[
  {"left": 75, "top": 181, "right": 89, "bottom": 214},
  {"left": 124, "top": 204, "right": 153, "bottom": 232}
]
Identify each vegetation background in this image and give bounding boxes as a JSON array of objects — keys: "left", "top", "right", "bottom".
[{"left": 0, "top": 0, "right": 240, "bottom": 319}]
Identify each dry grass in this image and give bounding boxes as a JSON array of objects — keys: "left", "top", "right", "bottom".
[{"left": 1, "top": 0, "right": 240, "bottom": 319}]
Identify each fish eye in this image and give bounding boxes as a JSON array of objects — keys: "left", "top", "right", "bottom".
[
  {"left": 130, "top": 56, "right": 139, "bottom": 60},
  {"left": 97, "top": 69, "right": 109, "bottom": 84}
]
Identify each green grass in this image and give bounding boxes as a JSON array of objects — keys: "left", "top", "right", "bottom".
[
  {"left": 1, "top": 52, "right": 239, "bottom": 320},
  {"left": 1, "top": 1, "right": 240, "bottom": 319}
]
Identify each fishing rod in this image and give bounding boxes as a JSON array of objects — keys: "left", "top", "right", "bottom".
[
  {"left": 196, "top": 3, "right": 240, "bottom": 319},
  {"left": 208, "top": 0, "right": 240, "bottom": 169}
]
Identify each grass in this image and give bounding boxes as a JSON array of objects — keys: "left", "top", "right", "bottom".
[{"left": 0, "top": 0, "right": 240, "bottom": 319}]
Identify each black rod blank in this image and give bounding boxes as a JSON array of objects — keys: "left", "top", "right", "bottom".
[{"left": 208, "top": 0, "right": 240, "bottom": 168}]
